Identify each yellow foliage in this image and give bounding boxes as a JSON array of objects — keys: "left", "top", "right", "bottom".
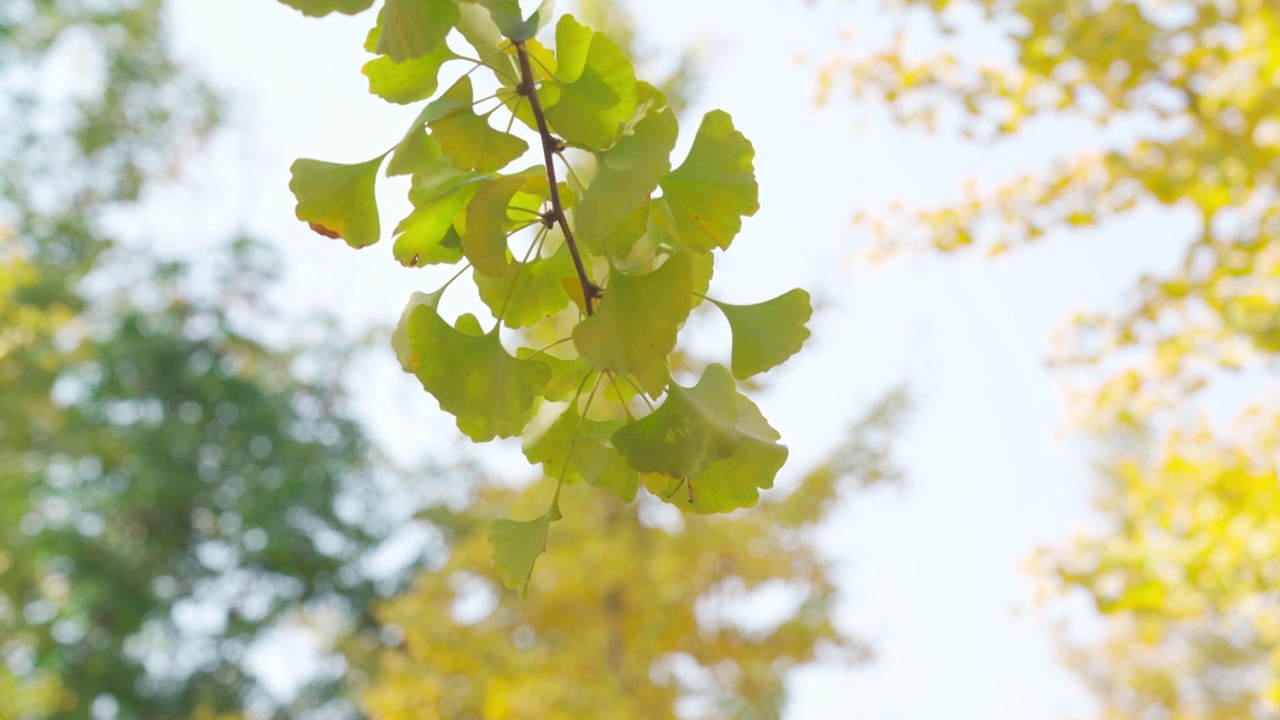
[
  {"left": 0, "top": 668, "right": 61, "bottom": 720},
  {"left": 826, "top": 0, "right": 1280, "bottom": 426},
  {"left": 826, "top": 2, "right": 1280, "bottom": 716},
  {"left": 1037, "top": 407, "right": 1280, "bottom": 718},
  {"left": 364, "top": 394, "right": 907, "bottom": 719}
]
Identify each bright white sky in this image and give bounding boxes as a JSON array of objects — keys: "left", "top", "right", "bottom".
[{"left": 156, "top": 1, "right": 1193, "bottom": 717}]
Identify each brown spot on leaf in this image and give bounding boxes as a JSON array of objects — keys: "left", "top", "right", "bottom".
[
  {"left": 410, "top": 254, "right": 420, "bottom": 266},
  {"left": 308, "top": 222, "right": 341, "bottom": 239}
]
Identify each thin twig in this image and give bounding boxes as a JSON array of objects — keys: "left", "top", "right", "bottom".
[{"left": 513, "top": 39, "right": 600, "bottom": 315}]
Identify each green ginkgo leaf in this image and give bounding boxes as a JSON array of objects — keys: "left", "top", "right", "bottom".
[
  {"left": 656, "top": 110, "right": 759, "bottom": 251},
  {"left": 655, "top": 392, "right": 787, "bottom": 513},
  {"left": 363, "top": 41, "right": 455, "bottom": 104},
  {"left": 523, "top": 402, "right": 639, "bottom": 502},
  {"left": 478, "top": 0, "right": 555, "bottom": 40},
  {"left": 709, "top": 289, "right": 813, "bottom": 379},
  {"left": 525, "top": 353, "right": 592, "bottom": 402},
  {"left": 375, "top": 0, "right": 459, "bottom": 62},
  {"left": 464, "top": 170, "right": 542, "bottom": 277},
  {"left": 386, "top": 124, "right": 442, "bottom": 177},
  {"left": 391, "top": 160, "right": 492, "bottom": 266},
  {"left": 572, "top": 420, "right": 640, "bottom": 502},
  {"left": 576, "top": 84, "right": 677, "bottom": 255},
  {"left": 277, "top": 0, "right": 374, "bottom": 17},
  {"left": 572, "top": 251, "right": 692, "bottom": 396},
  {"left": 455, "top": 2, "right": 519, "bottom": 84},
  {"left": 430, "top": 77, "right": 529, "bottom": 171},
  {"left": 611, "top": 363, "right": 741, "bottom": 479},
  {"left": 476, "top": 239, "right": 576, "bottom": 328},
  {"left": 489, "top": 505, "right": 558, "bottom": 598},
  {"left": 391, "top": 288, "right": 444, "bottom": 371},
  {"left": 542, "top": 15, "right": 638, "bottom": 151},
  {"left": 406, "top": 305, "right": 551, "bottom": 441},
  {"left": 289, "top": 154, "right": 385, "bottom": 248}
]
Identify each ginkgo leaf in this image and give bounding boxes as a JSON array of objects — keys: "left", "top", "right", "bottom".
[
  {"left": 543, "top": 15, "right": 638, "bottom": 151},
  {"left": 455, "top": 2, "right": 519, "bottom": 84},
  {"left": 430, "top": 77, "right": 528, "bottom": 172},
  {"left": 375, "top": 0, "right": 459, "bottom": 62},
  {"left": 572, "top": 251, "right": 692, "bottom": 395},
  {"left": 406, "top": 304, "right": 551, "bottom": 441},
  {"left": 489, "top": 506, "right": 557, "bottom": 598},
  {"left": 277, "top": 0, "right": 373, "bottom": 17},
  {"left": 391, "top": 288, "right": 444, "bottom": 371},
  {"left": 522, "top": 402, "right": 590, "bottom": 483},
  {"left": 392, "top": 160, "right": 492, "bottom": 266},
  {"left": 386, "top": 124, "right": 442, "bottom": 177},
  {"left": 709, "top": 289, "right": 813, "bottom": 379},
  {"left": 524, "top": 353, "right": 591, "bottom": 402},
  {"left": 478, "top": 0, "right": 555, "bottom": 40},
  {"left": 590, "top": 197, "right": 650, "bottom": 264},
  {"left": 576, "top": 84, "right": 677, "bottom": 254},
  {"left": 573, "top": 429, "right": 639, "bottom": 502},
  {"left": 463, "top": 170, "right": 541, "bottom": 277},
  {"left": 611, "top": 363, "right": 741, "bottom": 479},
  {"left": 363, "top": 41, "right": 455, "bottom": 104},
  {"left": 656, "top": 110, "right": 759, "bottom": 251},
  {"left": 289, "top": 154, "right": 385, "bottom": 248},
  {"left": 523, "top": 402, "right": 639, "bottom": 502},
  {"left": 476, "top": 239, "right": 576, "bottom": 328},
  {"left": 655, "top": 392, "right": 787, "bottom": 513}
]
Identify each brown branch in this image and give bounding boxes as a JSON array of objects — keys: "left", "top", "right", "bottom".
[{"left": 513, "top": 39, "right": 600, "bottom": 315}]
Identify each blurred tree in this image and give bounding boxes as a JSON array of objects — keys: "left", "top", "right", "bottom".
[
  {"left": 0, "top": 2, "right": 426, "bottom": 718},
  {"left": 363, "top": 392, "right": 907, "bottom": 720},
  {"left": 819, "top": 1, "right": 1280, "bottom": 716}
]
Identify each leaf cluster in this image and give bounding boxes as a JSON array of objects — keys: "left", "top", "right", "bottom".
[{"left": 285, "top": 0, "right": 814, "bottom": 594}]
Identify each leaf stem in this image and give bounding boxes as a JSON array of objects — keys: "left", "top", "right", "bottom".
[
  {"left": 555, "top": 150, "right": 588, "bottom": 195},
  {"left": 524, "top": 336, "right": 573, "bottom": 361},
  {"left": 513, "top": 39, "right": 600, "bottom": 315},
  {"left": 497, "top": 224, "right": 548, "bottom": 324},
  {"left": 506, "top": 94, "right": 525, "bottom": 134},
  {"left": 554, "top": 371, "right": 603, "bottom": 509},
  {"left": 605, "top": 370, "right": 635, "bottom": 421},
  {"left": 617, "top": 374, "right": 656, "bottom": 411}
]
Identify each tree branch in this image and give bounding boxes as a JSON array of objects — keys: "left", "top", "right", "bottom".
[{"left": 513, "top": 39, "right": 600, "bottom": 316}]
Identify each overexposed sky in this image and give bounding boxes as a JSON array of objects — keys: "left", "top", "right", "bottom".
[{"left": 157, "top": 1, "right": 1194, "bottom": 717}]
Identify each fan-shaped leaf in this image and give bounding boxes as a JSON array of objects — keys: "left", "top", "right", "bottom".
[
  {"left": 429, "top": 77, "right": 528, "bottom": 172},
  {"left": 363, "top": 42, "right": 455, "bottom": 104},
  {"left": 611, "top": 363, "right": 740, "bottom": 479},
  {"left": 542, "top": 15, "right": 638, "bottom": 151},
  {"left": 576, "top": 84, "right": 677, "bottom": 255},
  {"left": 710, "top": 289, "right": 812, "bottom": 379},
  {"left": 656, "top": 110, "right": 759, "bottom": 251},
  {"left": 572, "top": 251, "right": 692, "bottom": 395},
  {"left": 655, "top": 392, "right": 787, "bottom": 513},
  {"left": 476, "top": 239, "right": 576, "bottom": 328},
  {"left": 392, "top": 160, "right": 492, "bottom": 267},
  {"left": 524, "top": 403, "right": 639, "bottom": 502},
  {"left": 289, "top": 154, "right": 385, "bottom": 248},
  {"left": 406, "top": 306, "right": 551, "bottom": 441},
  {"left": 375, "top": 0, "right": 459, "bottom": 62},
  {"left": 489, "top": 506, "right": 558, "bottom": 598},
  {"left": 479, "top": 0, "right": 555, "bottom": 40},
  {"left": 463, "top": 170, "right": 542, "bottom": 277}
]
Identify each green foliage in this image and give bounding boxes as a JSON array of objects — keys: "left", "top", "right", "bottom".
[
  {"left": 289, "top": 155, "right": 387, "bottom": 247},
  {"left": 0, "top": 3, "right": 425, "bottom": 717},
  {"left": 283, "top": 1, "right": 812, "bottom": 593},
  {"left": 711, "top": 289, "right": 814, "bottom": 380},
  {"left": 278, "top": 0, "right": 374, "bottom": 17}
]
